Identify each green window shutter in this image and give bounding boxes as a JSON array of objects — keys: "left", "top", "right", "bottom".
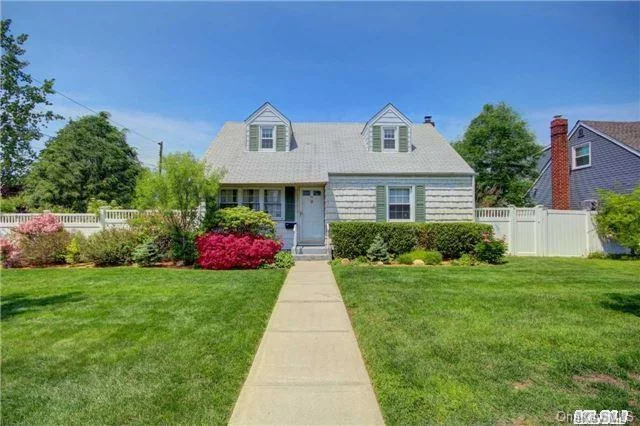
[
  {"left": 399, "top": 126, "right": 409, "bottom": 152},
  {"left": 249, "top": 125, "right": 259, "bottom": 151},
  {"left": 285, "top": 186, "right": 295, "bottom": 221},
  {"left": 376, "top": 185, "right": 386, "bottom": 222},
  {"left": 276, "top": 125, "right": 286, "bottom": 151},
  {"left": 414, "top": 185, "right": 425, "bottom": 222},
  {"left": 372, "top": 126, "right": 381, "bottom": 152}
]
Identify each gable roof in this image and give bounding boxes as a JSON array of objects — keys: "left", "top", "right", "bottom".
[
  {"left": 204, "top": 122, "right": 474, "bottom": 184},
  {"left": 244, "top": 102, "right": 291, "bottom": 125},
  {"left": 361, "top": 103, "right": 412, "bottom": 135},
  {"left": 576, "top": 120, "right": 640, "bottom": 153}
]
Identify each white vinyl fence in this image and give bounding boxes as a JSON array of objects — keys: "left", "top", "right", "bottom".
[
  {"left": 475, "top": 206, "right": 626, "bottom": 257},
  {"left": 0, "top": 207, "right": 205, "bottom": 237}
]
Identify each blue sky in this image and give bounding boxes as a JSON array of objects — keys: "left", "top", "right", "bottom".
[{"left": 5, "top": 1, "right": 640, "bottom": 167}]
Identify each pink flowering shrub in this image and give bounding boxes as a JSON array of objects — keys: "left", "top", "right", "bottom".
[
  {"left": 13, "top": 214, "right": 70, "bottom": 266},
  {"left": 196, "top": 232, "right": 281, "bottom": 270},
  {"left": 16, "top": 213, "right": 63, "bottom": 236},
  {"left": 0, "top": 236, "right": 22, "bottom": 268}
]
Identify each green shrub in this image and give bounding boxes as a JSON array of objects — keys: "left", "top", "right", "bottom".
[
  {"left": 20, "top": 231, "right": 71, "bottom": 266},
  {"left": 367, "top": 234, "right": 390, "bottom": 263},
  {"left": 397, "top": 252, "right": 414, "bottom": 265},
  {"left": 417, "top": 222, "right": 493, "bottom": 259},
  {"left": 330, "top": 223, "right": 420, "bottom": 258},
  {"left": 596, "top": 186, "right": 640, "bottom": 255},
  {"left": 0, "top": 194, "right": 30, "bottom": 212},
  {"left": 474, "top": 234, "right": 507, "bottom": 264},
  {"left": 171, "top": 230, "right": 198, "bottom": 266},
  {"left": 273, "top": 251, "right": 295, "bottom": 269},
  {"left": 85, "top": 228, "right": 139, "bottom": 266},
  {"left": 452, "top": 253, "right": 478, "bottom": 266},
  {"left": 132, "top": 239, "right": 162, "bottom": 266},
  {"left": 128, "top": 212, "right": 172, "bottom": 258},
  {"left": 207, "top": 206, "right": 276, "bottom": 238},
  {"left": 330, "top": 222, "right": 492, "bottom": 259},
  {"left": 65, "top": 233, "right": 87, "bottom": 264}
]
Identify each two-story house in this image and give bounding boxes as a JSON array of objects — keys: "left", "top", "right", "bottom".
[
  {"left": 529, "top": 117, "right": 640, "bottom": 210},
  {"left": 204, "top": 102, "right": 475, "bottom": 255}
]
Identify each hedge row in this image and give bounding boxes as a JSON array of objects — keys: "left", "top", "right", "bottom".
[{"left": 329, "top": 222, "right": 493, "bottom": 259}]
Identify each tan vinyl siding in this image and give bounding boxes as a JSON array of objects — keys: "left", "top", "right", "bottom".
[{"left": 326, "top": 175, "right": 474, "bottom": 222}]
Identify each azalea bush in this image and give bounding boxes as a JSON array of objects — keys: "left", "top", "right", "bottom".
[
  {"left": 85, "top": 228, "right": 139, "bottom": 266},
  {"left": 12, "top": 213, "right": 71, "bottom": 266},
  {"left": 1, "top": 237, "right": 22, "bottom": 267},
  {"left": 473, "top": 232, "right": 507, "bottom": 264},
  {"left": 196, "top": 233, "right": 281, "bottom": 270}
]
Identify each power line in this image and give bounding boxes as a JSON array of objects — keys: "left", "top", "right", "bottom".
[{"left": 1, "top": 56, "right": 162, "bottom": 147}]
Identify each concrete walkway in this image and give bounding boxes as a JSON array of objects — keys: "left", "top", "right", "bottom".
[{"left": 229, "top": 261, "right": 384, "bottom": 425}]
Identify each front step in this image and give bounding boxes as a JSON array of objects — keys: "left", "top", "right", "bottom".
[{"left": 293, "top": 245, "right": 331, "bottom": 261}]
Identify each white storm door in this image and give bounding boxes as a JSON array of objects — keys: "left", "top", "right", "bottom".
[{"left": 300, "top": 188, "right": 324, "bottom": 244}]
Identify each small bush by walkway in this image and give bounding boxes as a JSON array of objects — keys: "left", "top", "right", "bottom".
[
  {"left": 1, "top": 267, "right": 287, "bottom": 424},
  {"left": 333, "top": 257, "right": 640, "bottom": 424}
]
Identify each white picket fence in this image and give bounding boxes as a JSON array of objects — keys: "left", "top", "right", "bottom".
[{"left": 475, "top": 206, "right": 626, "bottom": 257}]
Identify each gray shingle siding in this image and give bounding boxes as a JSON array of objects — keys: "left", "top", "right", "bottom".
[{"left": 531, "top": 125, "right": 640, "bottom": 209}]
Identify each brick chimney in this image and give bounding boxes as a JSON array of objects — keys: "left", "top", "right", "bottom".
[{"left": 550, "top": 115, "right": 570, "bottom": 210}]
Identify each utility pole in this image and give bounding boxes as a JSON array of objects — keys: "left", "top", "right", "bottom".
[{"left": 157, "top": 141, "right": 163, "bottom": 175}]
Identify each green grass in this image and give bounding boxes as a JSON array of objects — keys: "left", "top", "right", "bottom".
[
  {"left": 1, "top": 267, "right": 287, "bottom": 425},
  {"left": 333, "top": 257, "right": 640, "bottom": 425}
]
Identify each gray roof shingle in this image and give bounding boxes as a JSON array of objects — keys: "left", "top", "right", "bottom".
[
  {"left": 581, "top": 120, "right": 640, "bottom": 152},
  {"left": 204, "top": 122, "right": 474, "bottom": 184}
]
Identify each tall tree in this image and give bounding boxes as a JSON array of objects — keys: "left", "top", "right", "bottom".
[
  {"left": 1, "top": 19, "right": 61, "bottom": 196},
  {"left": 453, "top": 102, "right": 541, "bottom": 207},
  {"left": 26, "top": 112, "right": 142, "bottom": 212}
]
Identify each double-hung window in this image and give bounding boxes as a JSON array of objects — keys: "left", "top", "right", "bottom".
[
  {"left": 383, "top": 127, "right": 397, "bottom": 152},
  {"left": 260, "top": 126, "right": 274, "bottom": 151},
  {"left": 388, "top": 187, "right": 411, "bottom": 221},
  {"left": 242, "top": 189, "right": 260, "bottom": 210},
  {"left": 219, "top": 189, "right": 238, "bottom": 209},
  {"left": 573, "top": 143, "right": 591, "bottom": 169},
  {"left": 263, "top": 189, "right": 282, "bottom": 219}
]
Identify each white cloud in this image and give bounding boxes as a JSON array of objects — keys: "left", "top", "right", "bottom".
[{"left": 38, "top": 102, "right": 219, "bottom": 168}]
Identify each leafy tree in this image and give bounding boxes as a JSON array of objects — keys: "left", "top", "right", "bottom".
[
  {"left": 453, "top": 102, "right": 540, "bottom": 206},
  {"left": 134, "top": 152, "right": 221, "bottom": 264},
  {"left": 134, "top": 152, "right": 221, "bottom": 233},
  {"left": 595, "top": 186, "right": 640, "bottom": 255},
  {"left": 26, "top": 112, "right": 142, "bottom": 211},
  {"left": 1, "top": 19, "right": 62, "bottom": 196}
]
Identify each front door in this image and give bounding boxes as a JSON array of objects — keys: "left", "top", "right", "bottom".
[{"left": 299, "top": 188, "right": 324, "bottom": 245}]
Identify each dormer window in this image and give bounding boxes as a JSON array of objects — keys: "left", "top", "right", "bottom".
[
  {"left": 383, "top": 127, "right": 397, "bottom": 152},
  {"left": 260, "top": 126, "right": 275, "bottom": 151}
]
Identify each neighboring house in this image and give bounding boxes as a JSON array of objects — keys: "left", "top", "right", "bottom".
[
  {"left": 529, "top": 117, "right": 640, "bottom": 210},
  {"left": 204, "top": 102, "right": 475, "bottom": 254}
]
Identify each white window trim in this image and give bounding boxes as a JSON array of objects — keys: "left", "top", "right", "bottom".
[
  {"left": 382, "top": 126, "right": 399, "bottom": 153},
  {"left": 259, "top": 125, "right": 276, "bottom": 152},
  {"left": 218, "top": 187, "right": 285, "bottom": 221},
  {"left": 262, "top": 188, "right": 285, "bottom": 220},
  {"left": 387, "top": 185, "right": 414, "bottom": 222},
  {"left": 572, "top": 142, "right": 591, "bottom": 170}
]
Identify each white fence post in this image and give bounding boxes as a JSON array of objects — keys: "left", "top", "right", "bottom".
[
  {"left": 508, "top": 206, "right": 516, "bottom": 255},
  {"left": 99, "top": 207, "right": 107, "bottom": 230},
  {"left": 534, "top": 205, "right": 547, "bottom": 256}
]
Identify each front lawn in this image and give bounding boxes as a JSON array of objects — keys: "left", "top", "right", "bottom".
[
  {"left": 333, "top": 257, "right": 640, "bottom": 424},
  {"left": 1, "top": 267, "right": 287, "bottom": 425}
]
